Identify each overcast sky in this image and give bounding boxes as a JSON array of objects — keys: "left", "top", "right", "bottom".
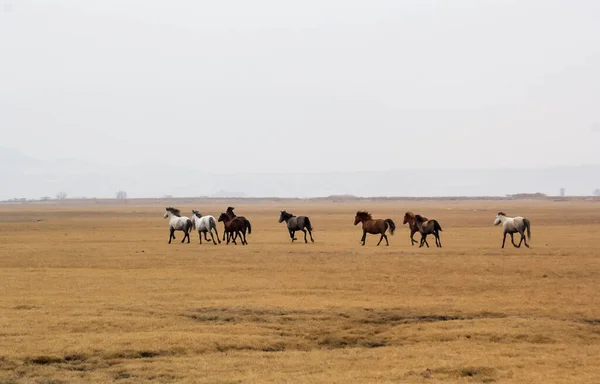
[{"left": 1, "top": 0, "right": 599, "bottom": 173}]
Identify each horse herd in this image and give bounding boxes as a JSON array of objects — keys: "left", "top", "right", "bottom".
[{"left": 163, "top": 207, "right": 532, "bottom": 249}]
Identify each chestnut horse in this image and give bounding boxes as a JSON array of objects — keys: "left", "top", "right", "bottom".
[
  {"left": 217, "top": 213, "right": 248, "bottom": 245},
  {"left": 403, "top": 212, "right": 428, "bottom": 246},
  {"left": 353, "top": 211, "right": 396, "bottom": 246},
  {"left": 224, "top": 207, "right": 251, "bottom": 242}
]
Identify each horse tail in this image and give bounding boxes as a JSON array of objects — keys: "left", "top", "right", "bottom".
[
  {"left": 434, "top": 220, "right": 443, "bottom": 232},
  {"left": 385, "top": 219, "right": 396, "bottom": 235},
  {"left": 186, "top": 219, "right": 193, "bottom": 232},
  {"left": 523, "top": 218, "right": 531, "bottom": 239},
  {"left": 244, "top": 219, "right": 252, "bottom": 235},
  {"left": 209, "top": 216, "right": 216, "bottom": 230},
  {"left": 304, "top": 216, "right": 313, "bottom": 231}
]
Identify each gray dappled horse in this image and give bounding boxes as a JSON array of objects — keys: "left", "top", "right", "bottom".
[
  {"left": 493, "top": 212, "right": 531, "bottom": 248},
  {"left": 278, "top": 211, "right": 314, "bottom": 243}
]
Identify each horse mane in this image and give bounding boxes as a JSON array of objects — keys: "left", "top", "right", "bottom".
[
  {"left": 226, "top": 206, "right": 235, "bottom": 212},
  {"left": 281, "top": 211, "right": 294, "bottom": 217},
  {"left": 166, "top": 207, "right": 181, "bottom": 217},
  {"left": 192, "top": 210, "right": 202, "bottom": 218},
  {"left": 497, "top": 212, "right": 506, "bottom": 216},
  {"left": 414, "top": 214, "right": 426, "bottom": 222},
  {"left": 404, "top": 212, "right": 415, "bottom": 218},
  {"left": 356, "top": 211, "right": 372, "bottom": 219}
]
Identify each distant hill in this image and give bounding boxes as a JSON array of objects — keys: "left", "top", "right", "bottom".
[{"left": 1, "top": 148, "right": 599, "bottom": 200}]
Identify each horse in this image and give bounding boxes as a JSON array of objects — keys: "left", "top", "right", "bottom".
[
  {"left": 353, "top": 211, "right": 396, "bottom": 246},
  {"left": 413, "top": 214, "right": 443, "bottom": 248},
  {"left": 191, "top": 210, "right": 221, "bottom": 245},
  {"left": 278, "top": 211, "right": 314, "bottom": 243},
  {"left": 218, "top": 213, "right": 248, "bottom": 245},
  {"left": 402, "top": 212, "right": 428, "bottom": 246},
  {"left": 493, "top": 212, "right": 531, "bottom": 248},
  {"left": 224, "top": 206, "right": 251, "bottom": 242},
  {"left": 163, "top": 207, "right": 193, "bottom": 244}
]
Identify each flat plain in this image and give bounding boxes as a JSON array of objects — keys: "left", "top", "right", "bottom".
[{"left": 1, "top": 200, "right": 599, "bottom": 383}]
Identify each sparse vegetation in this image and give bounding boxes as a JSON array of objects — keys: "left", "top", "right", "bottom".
[{"left": 0, "top": 201, "right": 599, "bottom": 383}]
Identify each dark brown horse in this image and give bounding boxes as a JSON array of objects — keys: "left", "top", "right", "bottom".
[
  {"left": 218, "top": 213, "right": 248, "bottom": 245},
  {"left": 224, "top": 207, "right": 251, "bottom": 242},
  {"left": 353, "top": 211, "right": 396, "bottom": 246},
  {"left": 403, "top": 212, "right": 428, "bottom": 246},
  {"left": 413, "top": 214, "right": 443, "bottom": 248}
]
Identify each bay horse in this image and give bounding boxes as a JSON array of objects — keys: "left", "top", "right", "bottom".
[
  {"left": 413, "top": 214, "right": 443, "bottom": 248},
  {"left": 218, "top": 213, "right": 248, "bottom": 245},
  {"left": 191, "top": 210, "right": 221, "bottom": 245},
  {"left": 403, "top": 212, "right": 428, "bottom": 246},
  {"left": 278, "top": 211, "right": 314, "bottom": 243},
  {"left": 224, "top": 207, "right": 251, "bottom": 242},
  {"left": 493, "top": 212, "right": 531, "bottom": 248},
  {"left": 353, "top": 211, "right": 396, "bottom": 246},
  {"left": 163, "top": 207, "right": 193, "bottom": 244}
]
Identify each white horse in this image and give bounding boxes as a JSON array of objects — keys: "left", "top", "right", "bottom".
[
  {"left": 163, "top": 207, "right": 193, "bottom": 244},
  {"left": 191, "top": 210, "right": 221, "bottom": 245},
  {"left": 493, "top": 212, "right": 531, "bottom": 248}
]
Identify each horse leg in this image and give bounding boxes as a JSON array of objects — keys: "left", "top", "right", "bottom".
[
  {"left": 520, "top": 231, "right": 530, "bottom": 248},
  {"left": 289, "top": 229, "right": 295, "bottom": 242},
  {"left": 510, "top": 233, "right": 520, "bottom": 248},
  {"left": 421, "top": 234, "right": 430, "bottom": 248},
  {"left": 208, "top": 229, "right": 216, "bottom": 245},
  {"left": 302, "top": 229, "right": 308, "bottom": 243},
  {"left": 242, "top": 228, "right": 248, "bottom": 245},
  {"left": 199, "top": 230, "right": 203, "bottom": 244},
  {"left": 361, "top": 230, "right": 367, "bottom": 246},
  {"left": 376, "top": 233, "right": 383, "bottom": 246},
  {"left": 204, "top": 231, "right": 210, "bottom": 242},
  {"left": 383, "top": 233, "right": 389, "bottom": 246},
  {"left": 169, "top": 228, "right": 174, "bottom": 244},
  {"left": 186, "top": 230, "right": 190, "bottom": 243},
  {"left": 213, "top": 227, "right": 221, "bottom": 244},
  {"left": 410, "top": 230, "right": 416, "bottom": 246},
  {"left": 308, "top": 228, "right": 314, "bottom": 243},
  {"left": 502, "top": 232, "right": 507, "bottom": 248}
]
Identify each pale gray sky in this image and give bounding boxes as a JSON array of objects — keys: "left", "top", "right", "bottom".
[{"left": 1, "top": 0, "right": 599, "bottom": 173}]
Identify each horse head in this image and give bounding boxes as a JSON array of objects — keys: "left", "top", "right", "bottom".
[
  {"left": 164, "top": 207, "right": 181, "bottom": 218},
  {"left": 279, "top": 211, "right": 292, "bottom": 223},
  {"left": 493, "top": 212, "right": 506, "bottom": 226},
  {"left": 354, "top": 211, "right": 371, "bottom": 225}
]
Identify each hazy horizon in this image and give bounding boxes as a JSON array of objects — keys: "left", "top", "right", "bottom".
[
  {"left": 1, "top": 146, "right": 599, "bottom": 200},
  {"left": 1, "top": 1, "right": 599, "bottom": 194}
]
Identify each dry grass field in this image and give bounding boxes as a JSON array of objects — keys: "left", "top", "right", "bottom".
[{"left": 1, "top": 200, "right": 599, "bottom": 383}]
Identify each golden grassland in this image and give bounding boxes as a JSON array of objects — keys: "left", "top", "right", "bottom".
[{"left": 0, "top": 200, "right": 599, "bottom": 383}]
